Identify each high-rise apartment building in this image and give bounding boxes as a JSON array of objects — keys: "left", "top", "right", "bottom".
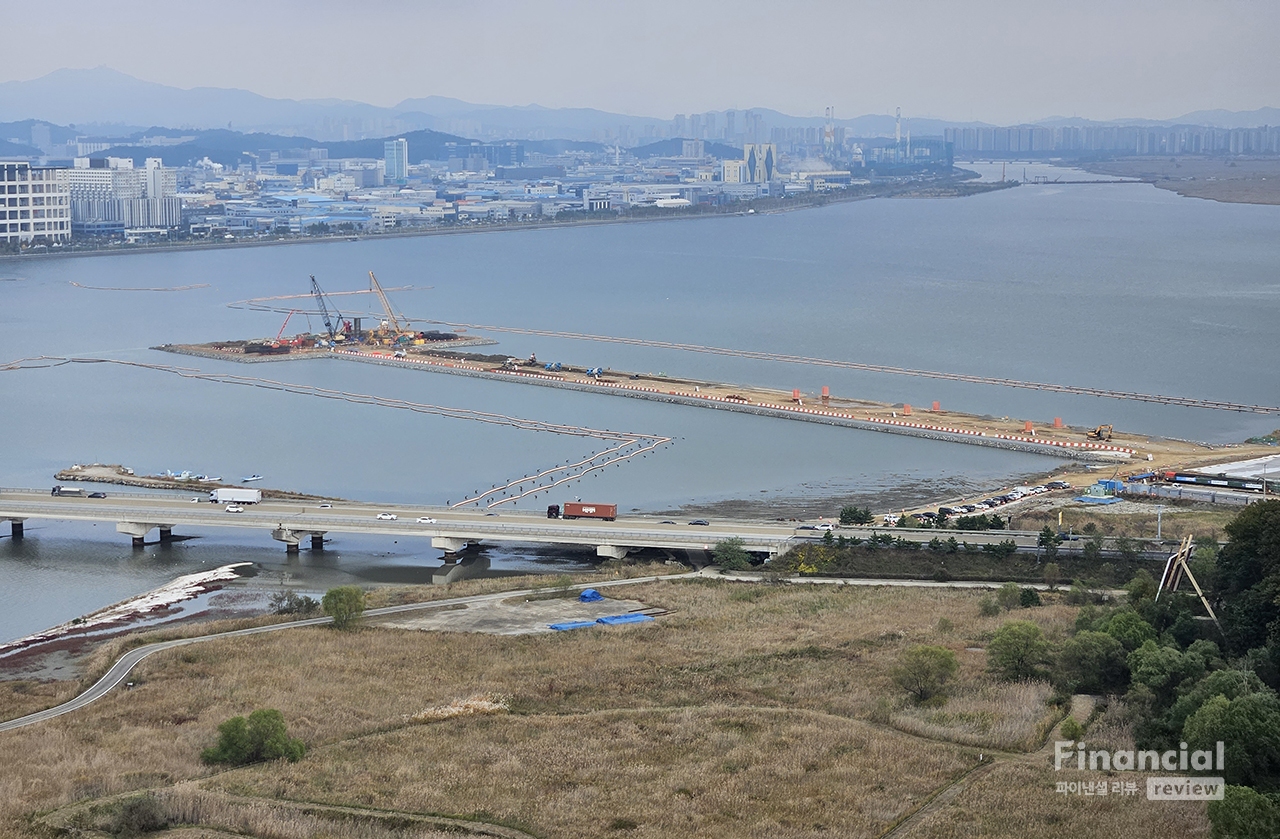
[
  {"left": 384, "top": 138, "right": 409, "bottom": 183},
  {"left": 0, "top": 162, "right": 71, "bottom": 246}
]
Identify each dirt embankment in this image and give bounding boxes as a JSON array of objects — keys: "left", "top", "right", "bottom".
[{"left": 1075, "top": 156, "right": 1280, "bottom": 205}]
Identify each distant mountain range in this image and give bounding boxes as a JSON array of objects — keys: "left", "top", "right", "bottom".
[{"left": 0, "top": 67, "right": 1275, "bottom": 147}]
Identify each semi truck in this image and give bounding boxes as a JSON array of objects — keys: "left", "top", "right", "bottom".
[
  {"left": 209, "top": 488, "right": 262, "bottom": 505},
  {"left": 51, "top": 486, "right": 85, "bottom": 497},
  {"left": 547, "top": 502, "right": 617, "bottom": 521}
]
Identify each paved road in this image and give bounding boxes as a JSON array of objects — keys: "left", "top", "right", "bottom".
[{"left": 0, "top": 488, "right": 1051, "bottom": 555}]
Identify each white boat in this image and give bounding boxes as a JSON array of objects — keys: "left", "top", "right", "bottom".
[
  {"left": 241, "top": 474, "right": 264, "bottom": 483},
  {"left": 196, "top": 475, "right": 222, "bottom": 483}
]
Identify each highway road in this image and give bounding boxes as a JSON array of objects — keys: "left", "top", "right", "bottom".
[{"left": 0, "top": 488, "right": 1050, "bottom": 556}]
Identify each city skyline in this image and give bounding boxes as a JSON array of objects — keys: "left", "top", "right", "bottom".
[{"left": 1, "top": 0, "right": 1276, "bottom": 127}]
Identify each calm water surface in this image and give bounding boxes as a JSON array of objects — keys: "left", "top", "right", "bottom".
[{"left": 1, "top": 180, "right": 1276, "bottom": 642}]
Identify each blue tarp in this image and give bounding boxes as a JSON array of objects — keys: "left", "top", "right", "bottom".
[
  {"left": 1075, "top": 495, "right": 1123, "bottom": 505},
  {"left": 549, "top": 620, "right": 598, "bottom": 631},
  {"left": 578, "top": 589, "right": 604, "bottom": 602},
  {"left": 596, "top": 613, "right": 654, "bottom": 626}
]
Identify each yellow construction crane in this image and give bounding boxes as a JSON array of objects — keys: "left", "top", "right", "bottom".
[{"left": 368, "top": 271, "right": 404, "bottom": 333}]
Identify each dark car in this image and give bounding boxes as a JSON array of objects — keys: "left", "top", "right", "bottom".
[
  {"left": 660, "top": 520, "right": 677, "bottom": 524},
  {"left": 88, "top": 492, "right": 107, "bottom": 498},
  {"left": 688, "top": 519, "right": 710, "bottom": 526}
]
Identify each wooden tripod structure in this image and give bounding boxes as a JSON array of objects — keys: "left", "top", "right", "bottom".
[{"left": 1156, "top": 534, "right": 1224, "bottom": 635}]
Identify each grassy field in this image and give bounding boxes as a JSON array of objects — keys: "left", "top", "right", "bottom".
[{"left": 4, "top": 575, "right": 1210, "bottom": 838}]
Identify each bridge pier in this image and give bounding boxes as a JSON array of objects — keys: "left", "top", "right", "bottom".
[
  {"left": 432, "top": 554, "right": 490, "bottom": 585},
  {"left": 9, "top": 519, "right": 23, "bottom": 540},
  {"left": 273, "top": 528, "right": 327, "bottom": 554},
  {"left": 116, "top": 521, "right": 171, "bottom": 549},
  {"left": 159, "top": 527, "right": 173, "bottom": 542},
  {"left": 596, "top": 545, "right": 632, "bottom": 560},
  {"left": 431, "top": 536, "right": 469, "bottom": 554}
]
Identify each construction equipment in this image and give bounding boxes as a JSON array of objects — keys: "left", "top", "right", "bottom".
[
  {"left": 274, "top": 310, "right": 296, "bottom": 344},
  {"left": 368, "top": 271, "right": 404, "bottom": 333},
  {"left": 309, "top": 275, "right": 344, "bottom": 343},
  {"left": 1087, "top": 424, "right": 1114, "bottom": 441}
]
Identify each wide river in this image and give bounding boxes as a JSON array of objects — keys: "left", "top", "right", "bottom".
[{"left": 1, "top": 172, "right": 1277, "bottom": 643}]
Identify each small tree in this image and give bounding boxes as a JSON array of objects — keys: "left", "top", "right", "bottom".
[
  {"left": 1055, "top": 630, "right": 1128, "bottom": 693},
  {"left": 1038, "top": 526, "right": 1061, "bottom": 561},
  {"left": 201, "top": 708, "right": 305, "bottom": 765},
  {"left": 892, "top": 644, "right": 960, "bottom": 702},
  {"left": 1125, "top": 569, "right": 1158, "bottom": 605},
  {"left": 1042, "top": 562, "right": 1061, "bottom": 590},
  {"left": 987, "top": 620, "right": 1051, "bottom": 680},
  {"left": 713, "top": 537, "right": 751, "bottom": 571},
  {"left": 996, "top": 581, "right": 1022, "bottom": 611},
  {"left": 322, "top": 585, "right": 366, "bottom": 630},
  {"left": 840, "top": 506, "right": 873, "bottom": 525}
]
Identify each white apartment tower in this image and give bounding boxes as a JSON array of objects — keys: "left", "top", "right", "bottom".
[{"left": 0, "top": 162, "right": 71, "bottom": 246}]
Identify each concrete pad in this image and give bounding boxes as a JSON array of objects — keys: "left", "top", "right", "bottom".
[{"left": 373, "top": 595, "right": 654, "bottom": 636}]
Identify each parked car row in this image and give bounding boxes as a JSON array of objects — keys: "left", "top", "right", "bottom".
[{"left": 884, "top": 480, "right": 1074, "bottom": 525}]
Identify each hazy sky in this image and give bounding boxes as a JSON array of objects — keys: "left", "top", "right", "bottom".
[{"left": 5, "top": 0, "right": 1277, "bottom": 123}]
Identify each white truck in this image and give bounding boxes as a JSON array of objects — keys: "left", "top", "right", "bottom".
[{"left": 209, "top": 488, "right": 262, "bottom": 505}]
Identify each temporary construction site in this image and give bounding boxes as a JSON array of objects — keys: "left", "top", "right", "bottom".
[{"left": 155, "top": 272, "right": 1280, "bottom": 495}]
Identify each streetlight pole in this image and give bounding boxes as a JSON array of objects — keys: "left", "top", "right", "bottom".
[{"left": 1156, "top": 504, "right": 1164, "bottom": 541}]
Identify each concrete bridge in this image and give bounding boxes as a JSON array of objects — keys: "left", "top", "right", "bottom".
[{"left": 0, "top": 488, "right": 1051, "bottom": 558}]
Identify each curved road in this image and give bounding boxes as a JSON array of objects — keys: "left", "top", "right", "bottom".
[
  {"left": 0, "top": 573, "right": 688, "bottom": 734},
  {"left": 0, "top": 569, "right": 1106, "bottom": 734}
]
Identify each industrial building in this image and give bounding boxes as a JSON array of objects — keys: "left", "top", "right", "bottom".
[{"left": 67, "top": 157, "right": 182, "bottom": 237}]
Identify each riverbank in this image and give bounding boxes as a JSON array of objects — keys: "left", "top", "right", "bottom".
[
  {"left": 0, "top": 563, "right": 258, "bottom": 681},
  {"left": 1071, "top": 156, "right": 1280, "bottom": 205},
  {"left": 0, "top": 175, "right": 1015, "bottom": 263}
]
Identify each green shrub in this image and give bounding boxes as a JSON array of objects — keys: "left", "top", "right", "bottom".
[
  {"left": 891, "top": 644, "right": 960, "bottom": 702},
  {"left": 201, "top": 708, "right": 306, "bottom": 766},
  {"left": 322, "top": 585, "right": 366, "bottom": 629},
  {"left": 110, "top": 793, "right": 166, "bottom": 836},
  {"left": 1060, "top": 717, "right": 1085, "bottom": 741},
  {"left": 713, "top": 537, "right": 752, "bottom": 571},
  {"left": 987, "top": 620, "right": 1051, "bottom": 680}
]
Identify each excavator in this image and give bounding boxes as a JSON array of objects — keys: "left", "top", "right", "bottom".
[{"left": 1087, "top": 424, "right": 1114, "bottom": 442}]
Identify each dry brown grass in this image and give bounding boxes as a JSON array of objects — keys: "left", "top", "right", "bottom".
[
  {"left": 1014, "top": 501, "right": 1236, "bottom": 541},
  {"left": 905, "top": 761, "right": 1210, "bottom": 838},
  {"left": 1, "top": 580, "right": 1111, "bottom": 838},
  {"left": 211, "top": 708, "right": 972, "bottom": 839},
  {"left": 45, "top": 786, "right": 533, "bottom": 839},
  {"left": 0, "top": 677, "right": 82, "bottom": 721},
  {"left": 891, "top": 680, "right": 1059, "bottom": 752}
]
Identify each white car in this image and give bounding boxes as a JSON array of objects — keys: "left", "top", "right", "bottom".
[
  {"left": 376, "top": 513, "right": 397, "bottom": 521},
  {"left": 225, "top": 504, "right": 244, "bottom": 513},
  {"left": 319, "top": 503, "right": 333, "bottom": 509},
  {"left": 416, "top": 516, "right": 437, "bottom": 524},
  {"left": 814, "top": 523, "right": 837, "bottom": 531}
]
